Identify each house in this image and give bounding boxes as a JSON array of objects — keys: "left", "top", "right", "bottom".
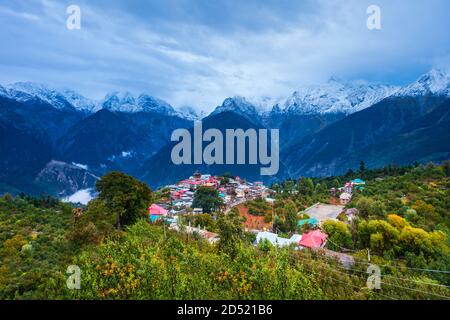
[
  {"left": 165, "top": 216, "right": 178, "bottom": 224},
  {"left": 299, "top": 230, "right": 327, "bottom": 249},
  {"left": 169, "top": 224, "right": 219, "bottom": 244},
  {"left": 344, "top": 182, "right": 353, "bottom": 194},
  {"left": 297, "top": 218, "right": 319, "bottom": 229},
  {"left": 351, "top": 178, "right": 366, "bottom": 191},
  {"left": 148, "top": 203, "right": 168, "bottom": 222},
  {"left": 351, "top": 178, "right": 365, "bottom": 185},
  {"left": 255, "top": 231, "right": 302, "bottom": 248},
  {"left": 339, "top": 192, "right": 352, "bottom": 205}
]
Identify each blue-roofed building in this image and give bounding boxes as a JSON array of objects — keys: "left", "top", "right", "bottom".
[
  {"left": 297, "top": 218, "right": 319, "bottom": 228},
  {"left": 351, "top": 178, "right": 366, "bottom": 185}
]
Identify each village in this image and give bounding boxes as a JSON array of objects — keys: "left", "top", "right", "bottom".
[{"left": 147, "top": 171, "right": 366, "bottom": 264}]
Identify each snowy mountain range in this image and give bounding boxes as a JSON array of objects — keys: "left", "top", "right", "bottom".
[
  {"left": 0, "top": 68, "right": 449, "bottom": 194},
  {"left": 394, "top": 68, "right": 450, "bottom": 97},
  {"left": 0, "top": 82, "right": 204, "bottom": 120},
  {"left": 214, "top": 69, "right": 450, "bottom": 118},
  {"left": 1, "top": 69, "right": 449, "bottom": 122}
]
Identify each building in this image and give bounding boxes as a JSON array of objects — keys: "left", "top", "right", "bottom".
[
  {"left": 350, "top": 178, "right": 366, "bottom": 191},
  {"left": 351, "top": 178, "right": 366, "bottom": 186},
  {"left": 297, "top": 218, "right": 319, "bottom": 229},
  {"left": 254, "top": 231, "right": 302, "bottom": 248},
  {"left": 299, "top": 230, "right": 327, "bottom": 249},
  {"left": 339, "top": 192, "right": 352, "bottom": 205},
  {"left": 148, "top": 203, "right": 168, "bottom": 222},
  {"left": 344, "top": 182, "right": 353, "bottom": 194}
]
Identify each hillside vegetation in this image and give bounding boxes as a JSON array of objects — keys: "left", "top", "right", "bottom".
[{"left": 0, "top": 164, "right": 449, "bottom": 299}]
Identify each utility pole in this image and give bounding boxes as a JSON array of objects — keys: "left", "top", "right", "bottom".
[
  {"left": 163, "top": 222, "right": 166, "bottom": 239},
  {"left": 367, "top": 248, "right": 371, "bottom": 262}
]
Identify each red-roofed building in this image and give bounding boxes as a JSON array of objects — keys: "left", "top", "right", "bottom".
[
  {"left": 149, "top": 204, "right": 168, "bottom": 222},
  {"left": 299, "top": 230, "right": 327, "bottom": 249}
]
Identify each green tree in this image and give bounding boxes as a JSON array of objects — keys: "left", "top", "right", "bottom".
[
  {"left": 192, "top": 186, "right": 224, "bottom": 213},
  {"left": 359, "top": 160, "right": 366, "bottom": 174},
  {"left": 298, "top": 177, "right": 314, "bottom": 196},
  {"left": 96, "top": 171, "right": 152, "bottom": 229},
  {"left": 322, "top": 220, "right": 353, "bottom": 251},
  {"left": 354, "top": 196, "right": 386, "bottom": 218},
  {"left": 284, "top": 201, "right": 298, "bottom": 232},
  {"left": 217, "top": 208, "right": 245, "bottom": 258},
  {"left": 357, "top": 220, "right": 399, "bottom": 254},
  {"left": 67, "top": 199, "right": 116, "bottom": 246}
]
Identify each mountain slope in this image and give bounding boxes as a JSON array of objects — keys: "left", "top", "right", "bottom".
[
  {"left": 57, "top": 109, "right": 193, "bottom": 175},
  {"left": 34, "top": 160, "right": 99, "bottom": 197},
  {"left": 139, "top": 111, "right": 285, "bottom": 188},
  {"left": 353, "top": 99, "right": 450, "bottom": 167},
  {"left": 57, "top": 109, "right": 143, "bottom": 172},
  {"left": 0, "top": 114, "right": 53, "bottom": 193},
  {"left": 282, "top": 95, "right": 449, "bottom": 177}
]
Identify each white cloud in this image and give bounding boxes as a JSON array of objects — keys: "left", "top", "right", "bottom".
[
  {"left": 0, "top": 0, "right": 449, "bottom": 111},
  {"left": 62, "top": 189, "right": 94, "bottom": 205}
]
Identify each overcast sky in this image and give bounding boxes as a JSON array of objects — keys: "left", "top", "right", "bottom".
[{"left": 1, "top": 0, "right": 449, "bottom": 112}]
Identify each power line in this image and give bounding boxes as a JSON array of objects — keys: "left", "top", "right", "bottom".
[
  {"left": 292, "top": 251, "right": 450, "bottom": 300},
  {"left": 299, "top": 251, "right": 450, "bottom": 289},
  {"left": 380, "top": 281, "right": 450, "bottom": 300},
  {"left": 316, "top": 226, "right": 450, "bottom": 274},
  {"left": 294, "top": 254, "right": 398, "bottom": 300}
]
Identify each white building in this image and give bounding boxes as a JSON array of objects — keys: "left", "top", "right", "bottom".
[
  {"left": 255, "top": 232, "right": 302, "bottom": 248},
  {"left": 339, "top": 192, "right": 352, "bottom": 205}
]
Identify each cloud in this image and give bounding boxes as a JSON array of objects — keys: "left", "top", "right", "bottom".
[{"left": 0, "top": 0, "right": 449, "bottom": 112}]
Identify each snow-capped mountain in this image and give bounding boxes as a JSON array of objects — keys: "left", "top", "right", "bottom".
[
  {"left": 278, "top": 78, "right": 399, "bottom": 115},
  {"left": 137, "top": 94, "right": 178, "bottom": 115},
  {"left": 100, "top": 91, "right": 183, "bottom": 116},
  {"left": 394, "top": 69, "right": 450, "bottom": 97},
  {"left": 209, "top": 78, "right": 399, "bottom": 119},
  {"left": 6, "top": 82, "right": 77, "bottom": 110},
  {"left": 61, "top": 89, "right": 100, "bottom": 113},
  {"left": 0, "top": 85, "right": 8, "bottom": 97},
  {"left": 1, "top": 82, "right": 193, "bottom": 119},
  {"left": 2, "top": 82, "right": 99, "bottom": 113},
  {"left": 101, "top": 91, "right": 139, "bottom": 112},
  {"left": 246, "top": 95, "right": 285, "bottom": 113},
  {"left": 210, "top": 96, "right": 261, "bottom": 122}
]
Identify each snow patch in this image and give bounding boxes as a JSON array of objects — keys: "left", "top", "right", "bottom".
[
  {"left": 121, "top": 151, "right": 132, "bottom": 158},
  {"left": 71, "top": 162, "right": 89, "bottom": 170}
]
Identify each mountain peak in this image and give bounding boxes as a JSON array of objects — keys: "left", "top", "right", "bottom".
[
  {"left": 137, "top": 94, "right": 177, "bottom": 115},
  {"left": 101, "top": 91, "right": 178, "bottom": 115},
  {"left": 6, "top": 82, "right": 76, "bottom": 110},
  {"left": 102, "top": 91, "right": 140, "bottom": 112},
  {"left": 395, "top": 68, "right": 450, "bottom": 97},
  {"left": 212, "top": 96, "right": 259, "bottom": 117}
]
